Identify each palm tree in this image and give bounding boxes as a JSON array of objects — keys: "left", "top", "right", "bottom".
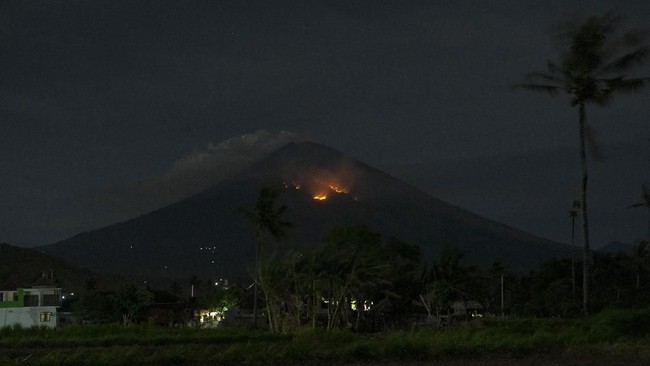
[
  {"left": 628, "top": 184, "right": 650, "bottom": 240},
  {"left": 515, "top": 11, "right": 649, "bottom": 314},
  {"left": 244, "top": 187, "right": 291, "bottom": 328}
]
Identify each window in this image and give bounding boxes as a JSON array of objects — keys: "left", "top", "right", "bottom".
[
  {"left": 24, "top": 295, "right": 39, "bottom": 307},
  {"left": 42, "top": 295, "right": 60, "bottom": 306},
  {"left": 40, "top": 312, "right": 52, "bottom": 322}
]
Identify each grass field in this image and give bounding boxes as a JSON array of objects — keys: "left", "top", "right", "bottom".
[{"left": 2, "top": 308, "right": 650, "bottom": 365}]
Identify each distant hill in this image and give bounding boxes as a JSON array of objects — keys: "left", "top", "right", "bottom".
[
  {"left": 0, "top": 242, "right": 119, "bottom": 292},
  {"left": 39, "top": 142, "right": 572, "bottom": 282},
  {"left": 599, "top": 241, "right": 637, "bottom": 254}
]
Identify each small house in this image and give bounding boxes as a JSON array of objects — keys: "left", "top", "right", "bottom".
[{"left": 0, "top": 286, "right": 62, "bottom": 328}]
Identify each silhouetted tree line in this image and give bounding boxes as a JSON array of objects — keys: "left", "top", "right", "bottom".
[
  {"left": 73, "top": 282, "right": 154, "bottom": 326},
  {"left": 69, "top": 231, "right": 650, "bottom": 331},
  {"left": 249, "top": 224, "right": 650, "bottom": 333},
  {"left": 72, "top": 275, "right": 246, "bottom": 327}
]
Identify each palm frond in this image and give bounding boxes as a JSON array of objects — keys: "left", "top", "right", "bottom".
[
  {"left": 605, "top": 77, "right": 650, "bottom": 92},
  {"left": 628, "top": 203, "right": 645, "bottom": 208},
  {"left": 622, "top": 28, "right": 649, "bottom": 47},
  {"left": 247, "top": 186, "right": 292, "bottom": 241},
  {"left": 513, "top": 83, "right": 561, "bottom": 95},
  {"left": 601, "top": 46, "right": 650, "bottom": 73},
  {"left": 525, "top": 71, "right": 564, "bottom": 84},
  {"left": 592, "top": 85, "right": 615, "bottom": 106},
  {"left": 628, "top": 183, "right": 649, "bottom": 208}
]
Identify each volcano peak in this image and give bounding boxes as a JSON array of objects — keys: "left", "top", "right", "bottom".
[{"left": 39, "top": 142, "right": 570, "bottom": 281}]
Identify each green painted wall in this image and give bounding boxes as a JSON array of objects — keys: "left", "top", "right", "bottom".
[{"left": 0, "top": 288, "right": 24, "bottom": 308}]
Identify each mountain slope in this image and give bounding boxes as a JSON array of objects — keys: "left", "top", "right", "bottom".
[
  {"left": 0, "top": 242, "right": 117, "bottom": 292},
  {"left": 39, "top": 142, "right": 571, "bottom": 281}
]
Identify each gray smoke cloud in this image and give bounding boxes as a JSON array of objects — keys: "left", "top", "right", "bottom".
[{"left": 94, "top": 130, "right": 303, "bottom": 220}]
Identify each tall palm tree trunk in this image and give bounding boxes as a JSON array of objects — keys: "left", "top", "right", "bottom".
[
  {"left": 253, "top": 238, "right": 261, "bottom": 328},
  {"left": 571, "top": 210, "right": 577, "bottom": 300},
  {"left": 578, "top": 102, "right": 591, "bottom": 315}
]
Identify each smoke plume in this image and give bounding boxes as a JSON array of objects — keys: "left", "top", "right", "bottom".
[{"left": 95, "top": 130, "right": 303, "bottom": 219}]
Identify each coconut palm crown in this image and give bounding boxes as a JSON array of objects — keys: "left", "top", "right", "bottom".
[{"left": 518, "top": 11, "right": 649, "bottom": 105}]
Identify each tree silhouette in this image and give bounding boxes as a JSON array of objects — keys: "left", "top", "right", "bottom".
[
  {"left": 244, "top": 187, "right": 291, "bottom": 328},
  {"left": 515, "top": 11, "right": 650, "bottom": 314},
  {"left": 627, "top": 185, "right": 650, "bottom": 293},
  {"left": 628, "top": 184, "right": 650, "bottom": 240},
  {"left": 114, "top": 283, "right": 153, "bottom": 326},
  {"left": 631, "top": 240, "right": 649, "bottom": 290},
  {"left": 320, "top": 225, "right": 390, "bottom": 331}
]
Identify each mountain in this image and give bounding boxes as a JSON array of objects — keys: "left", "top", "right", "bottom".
[
  {"left": 599, "top": 241, "right": 637, "bottom": 254},
  {"left": 0, "top": 242, "right": 119, "bottom": 292},
  {"left": 39, "top": 142, "right": 571, "bottom": 282}
]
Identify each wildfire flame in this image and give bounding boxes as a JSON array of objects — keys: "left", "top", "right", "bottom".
[
  {"left": 328, "top": 185, "right": 348, "bottom": 194},
  {"left": 283, "top": 168, "right": 356, "bottom": 202},
  {"left": 311, "top": 183, "right": 351, "bottom": 201}
]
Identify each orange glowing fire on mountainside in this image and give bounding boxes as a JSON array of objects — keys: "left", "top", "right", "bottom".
[
  {"left": 312, "top": 184, "right": 350, "bottom": 201},
  {"left": 283, "top": 169, "right": 355, "bottom": 201},
  {"left": 283, "top": 181, "right": 350, "bottom": 200}
]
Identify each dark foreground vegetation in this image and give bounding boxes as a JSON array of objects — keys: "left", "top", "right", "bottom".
[{"left": 2, "top": 308, "right": 650, "bottom": 365}]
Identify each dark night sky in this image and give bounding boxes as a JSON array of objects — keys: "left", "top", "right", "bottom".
[{"left": 1, "top": 1, "right": 649, "bottom": 248}]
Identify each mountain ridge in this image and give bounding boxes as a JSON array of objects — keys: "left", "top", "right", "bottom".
[
  {"left": 0, "top": 242, "right": 123, "bottom": 292},
  {"left": 39, "top": 141, "right": 571, "bottom": 281}
]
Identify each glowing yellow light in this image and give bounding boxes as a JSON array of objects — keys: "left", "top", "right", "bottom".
[
  {"left": 328, "top": 185, "right": 348, "bottom": 194},
  {"left": 313, "top": 194, "right": 327, "bottom": 200}
]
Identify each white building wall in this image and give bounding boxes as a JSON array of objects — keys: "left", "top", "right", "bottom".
[{"left": 0, "top": 306, "right": 58, "bottom": 328}]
